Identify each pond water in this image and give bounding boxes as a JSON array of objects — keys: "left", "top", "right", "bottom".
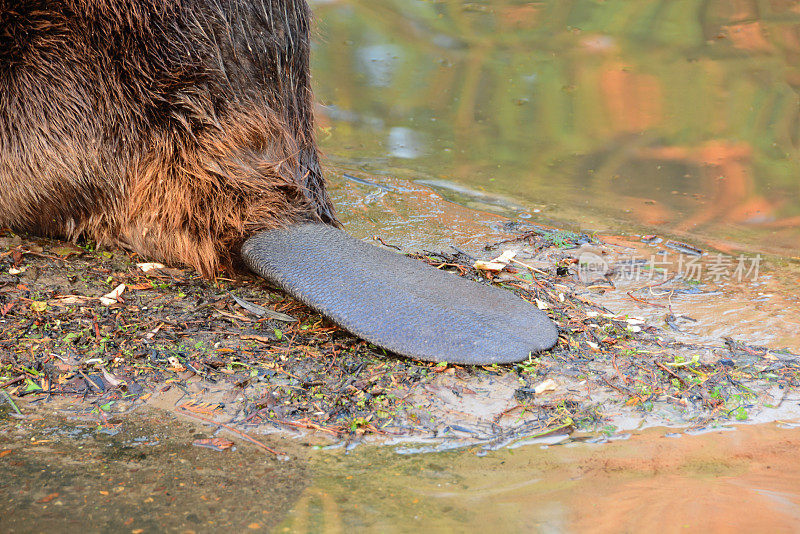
[
  {"left": 4, "top": 410, "right": 800, "bottom": 533},
  {"left": 312, "top": 0, "right": 800, "bottom": 261},
  {"left": 279, "top": 423, "right": 800, "bottom": 533}
]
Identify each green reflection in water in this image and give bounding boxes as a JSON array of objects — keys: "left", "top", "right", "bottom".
[{"left": 310, "top": 0, "right": 800, "bottom": 258}]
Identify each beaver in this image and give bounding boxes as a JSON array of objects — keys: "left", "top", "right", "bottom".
[{"left": 0, "top": 0, "right": 558, "bottom": 364}]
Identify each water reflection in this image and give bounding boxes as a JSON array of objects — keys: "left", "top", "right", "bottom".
[
  {"left": 310, "top": 0, "right": 800, "bottom": 258},
  {"left": 355, "top": 44, "right": 403, "bottom": 87},
  {"left": 387, "top": 126, "right": 425, "bottom": 159},
  {"left": 279, "top": 424, "right": 800, "bottom": 532}
]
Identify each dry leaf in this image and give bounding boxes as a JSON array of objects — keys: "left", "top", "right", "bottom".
[
  {"left": 1, "top": 301, "right": 16, "bottom": 316},
  {"left": 100, "top": 284, "right": 126, "bottom": 306},
  {"left": 137, "top": 262, "right": 166, "bottom": 273},
  {"left": 101, "top": 368, "right": 124, "bottom": 387},
  {"left": 37, "top": 493, "right": 59, "bottom": 504},
  {"left": 52, "top": 244, "right": 83, "bottom": 258},
  {"left": 145, "top": 323, "right": 162, "bottom": 340},
  {"left": 534, "top": 378, "right": 558, "bottom": 394},
  {"left": 167, "top": 356, "right": 185, "bottom": 371},
  {"left": 474, "top": 249, "right": 518, "bottom": 272},
  {"left": 231, "top": 294, "right": 296, "bottom": 322}
]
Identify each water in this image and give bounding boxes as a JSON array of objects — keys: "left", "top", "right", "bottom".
[
  {"left": 294, "top": 4, "right": 800, "bottom": 526},
  {"left": 278, "top": 423, "right": 800, "bottom": 532},
  {"left": 4, "top": 410, "right": 799, "bottom": 533},
  {"left": 0, "top": 410, "right": 307, "bottom": 532},
  {"left": 311, "top": 0, "right": 800, "bottom": 260}
]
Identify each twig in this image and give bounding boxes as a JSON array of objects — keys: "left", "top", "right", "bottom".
[
  {"left": 78, "top": 370, "right": 103, "bottom": 393},
  {"left": 511, "top": 257, "right": 549, "bottom": 276},
  {"left": 626, "top": 291, "right": 666, "bottom": 308},
  {"left": 655, "top": 361, "right": 687, "bottom": 387},
  {"left": 0, "top": 375, "right": 25, "bottom": 389},
  {"left": 373, "top": 236, "right": 402, "bottom": 251},
  {"left": 177, "top": 405, "right": 284, "bottom": 456},
  {"left": 274, "top": 418, "right": 340, "bottom": 435}
]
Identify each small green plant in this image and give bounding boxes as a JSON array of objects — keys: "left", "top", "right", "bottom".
[
  {"left": 349, "top": 417, "right": 369, "bottom": 431},
  {"left": 516, "top": 355, "right": 538, "bottom": 374}
]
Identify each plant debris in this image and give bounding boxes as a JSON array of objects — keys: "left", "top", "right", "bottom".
[{"left": 1, "top": 226, "right": 798, "bottom": 451}]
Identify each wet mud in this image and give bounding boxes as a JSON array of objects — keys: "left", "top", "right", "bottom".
[
  {"left": 0, "top": 408, "right": 307, "bottom": 532},
  {"left": 4, "top": 401, "right": 799, "bottom": 533},
  {"left": 2, "top": 225, "right": 798, "bottom": 449}
]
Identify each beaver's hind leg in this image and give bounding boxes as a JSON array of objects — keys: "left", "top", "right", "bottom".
[{"left": 119, "top": 107, "right": 325, "bottom": 278}]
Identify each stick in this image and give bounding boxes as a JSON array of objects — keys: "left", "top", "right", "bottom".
[{"left": 177, "top": 405, "right": 285, "bottom": 456}]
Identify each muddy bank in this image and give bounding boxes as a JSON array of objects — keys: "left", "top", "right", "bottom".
[
  {"left": 2, "top": 225, "right": 800, "bottom": 532},
  {"left": 1, "top": 225, "right": 798, "bottom": 449}
]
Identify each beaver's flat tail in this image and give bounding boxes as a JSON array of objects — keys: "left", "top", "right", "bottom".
[{"left": 242, "top": 224, "right": 558, "bottom": 365}]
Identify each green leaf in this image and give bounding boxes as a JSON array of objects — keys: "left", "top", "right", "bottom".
[{"left": 24, "top": 379, "right": 42, "bottom": 392}]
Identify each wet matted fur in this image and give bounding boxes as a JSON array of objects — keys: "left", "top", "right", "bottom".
[{"left": 0, "top": 0, "right": 337, "bottom": 276}]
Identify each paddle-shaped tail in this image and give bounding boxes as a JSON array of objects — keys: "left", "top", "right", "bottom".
[{"left": 242, "top": 224, "right": 558, "bottom": 364}]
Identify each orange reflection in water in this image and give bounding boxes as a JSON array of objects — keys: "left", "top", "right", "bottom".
[
  {"left": 569, "top": 426, "right": 800, "bottom": 533},
  {"left": 311, "top": 0, "right": 800, "bottom": 258},
  {"left": 282, "top": 425, "right": 800, "bottom": 533}
]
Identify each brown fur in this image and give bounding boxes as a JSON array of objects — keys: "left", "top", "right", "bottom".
[{"left": 0, "top": 0, "right": 337, "bottom": 276}]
